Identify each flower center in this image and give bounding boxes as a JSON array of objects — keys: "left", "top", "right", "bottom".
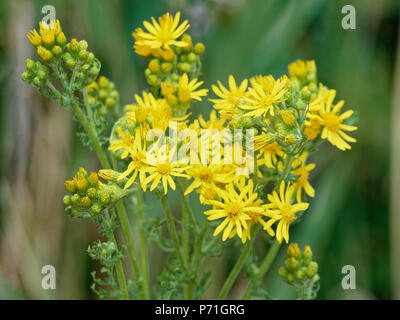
[
  {"left": 157, "top": 30, "right": 173, "bottom": 44},
  {"left": 225, "top": 201, "right": 243, "bottom": 218},
  {"left": 324, "top": 112, "right": 341, "bottom": 132},
  {"left": 260, "top": 95, "right": 274, "bottom": 109},
  {"left": 156, "top": 163, "right": 172, "bottom": 175},
  {"left": 280, "top": 203, "right": 296, "bottom": 223},
  {"left": 198, "top": 168, "right": 214, "bottom": 183}
]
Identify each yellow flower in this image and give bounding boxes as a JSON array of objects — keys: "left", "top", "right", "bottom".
[
  {"left": 144, "top": 146, "right": 189, "bottom": 195},
  {"left": 240, "top": 76, "right": 288, "bottom": 118},
  {"left": 288, "top": 59, "right": 316, "bottom": 81},
  {"left": 109, "top": 128, "right": 135, "bottom": 159},
  {"left": 197, "top": 110, "right": 225, "bottom": 131},
  {"left": 27, "top": 19, "right": 63, "bottom": 48},
  {"left": 184, "top": 164, "right": 234, "bottom": 197},
  {"left": 303, "top": 118, "right": 320, "bottom": 141},
  {"left": 308, "top": 91, "right": 357, "bottom": 150},
  {"left": 255, "top": 136, "right": 284, "bottom": 169},
  {"left": 110, "top": 129, "right": 149, "bottom": 191},
  {"left": 204, "top": 180, "right": 264, "bottom": 242},
  {"left": 263, "top": 181, "right": 309, "bottom": 243},
  {"left": 209, "top": 75, "right": 248, "bottom": 120},
  {"left": 135, "top": 12, "right": 190, "bottom": 50},
  {"left": 290, "top": 152, "right": 315, "bottom": 202},
  {"left": 178, "top": 73, "right": 208, "bottom": 104}
]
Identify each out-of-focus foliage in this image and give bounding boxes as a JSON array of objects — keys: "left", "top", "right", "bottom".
[{"left": 0, "top": 0, "right": 398, "bottom": 299}]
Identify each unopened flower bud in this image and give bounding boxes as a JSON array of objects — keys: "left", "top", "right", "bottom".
[
  {"left": 194, "top": 42, "right": 205, "bottom": 55},
  {"left": 87, "top": 188, "right": 97, "bottom": 199},
  {"left": 69, "top": 38, "right": 79, "bottom": 53},
  {"left": 88, "top": 172, "right": 99, "bottom": 187},
  {"left": 161, "top": 62, "right": 172, "bottom": 74},
  {"left": 63, "top": 195, "right": 71, "bottom": 206},
  {"left": 25, "top": 59, "right": 35, "bottom": 71},
  {"left": 80, "top": 196, "right": 91, "bottom": 208},
  {"left": 56, "top": 32, "right": 66, "bottom": 47},
  {"left": 99, "top": 193, "right": 110, "bottom": 206},
  {"left": 71, "top": 194, "right": 80, "bottom": 205},
  {"left": 64, "top": 180, "right": 76, "bottom": 193},
  {"left": 37, "top": 46, "right": 53, "bottom": 62},
  {"left": 78, "top": 40, "right": 88, "bottom": 51},
  {"left": 187, "top": 52, "right": 197, "bottom": 63},
  {"left": 287, "top": 243, "right": 301, "bottom": 258},
  {"left": 285, "top": 134, "right": 297, "bottom": 145},
  {"left": 280, "top": 110, "right": 297, "bottom": 128},
  {"left": 90, "top": 203, "right": 102, "bottom": 214},
  {"left": 303, "top": 245, "right": 313, "bottom": 262},
  {"left": 149, "top": 59, "right": 160, "bottom": 73}
]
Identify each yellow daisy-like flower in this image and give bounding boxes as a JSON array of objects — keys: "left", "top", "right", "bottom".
[
  {"left": 204, "top": 180, "right": 264, "bottom": 242},
  {"left": 209, "top": 75, "right": 248, "bottom": 120},
  {"left": 144, "top": 145, "right": 189, "bottom": 195},
  {"left": 290, "top": 152, "right": 316, "bottom": 202},
  {"left": 135, "top": 12, "right": 190, "bottom": 50},
  {"left": 110, "top": 129, "right": 149, "bottom": 191},
  {"left": 308, "top": 91, "right": 357, "bottom": 151},
  {"left": 178, "top": 73, "right": 208, "bottom": 104},
  {"left": 240, "top": 76, "right": 288, "bottom": 118},
  {"left": 184, "top": 164, "right": 235, "bottom": 197},
  {"left": 263, "top": 181, "right": 309, "bottom": 243}
]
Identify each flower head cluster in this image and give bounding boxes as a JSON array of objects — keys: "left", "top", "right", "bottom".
[
  {"left": 63, "top": 168, "right": 134, "bottom": 218},
  {"left": 278, "top": 243, "right": 320, "bottom": 299}
]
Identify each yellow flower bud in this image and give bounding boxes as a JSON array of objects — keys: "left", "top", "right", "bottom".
[
  {"left": 99, "top": 193, "right": 110, "bottom": 206},
  {"left": 193, "top": 42, "right": 205, "bottom": 55},
  {"left": 88, "top": 172, "right": 99, "bottom": 187},
  {"left": 37, "top": 46, "right": 53, "bottom": 62},
  {"left": 303, "top": 245, "right": 313, "bottom": 261},
  {"left": 80, "top": 196, "right": 91, "bottom": 208},
  {"left": 280, "top": 110, "right": 296, "bottom": 128},
  {"left": 285, "top": 134, "right": 297, "bottom": 145},
  {"left": 74, "top": 176, "right": 87, "bottom": 193},
  {"left": 64, "top": 180, "right": 76, "bottom": 193},
  {"left": 287, "top": 243, "right": 300, "bottom": 258},
  {"left": 181, "top": 34, "right": 192, "bottom": 51},
  {"left": 27, "top": 29, "right": 41, "bottom": 47},
  {"left": 148, "top": 59, "right": 160, "bottom": 73},
  {"left": 70, "top": 38, "right": 79, "bottom": 52}
]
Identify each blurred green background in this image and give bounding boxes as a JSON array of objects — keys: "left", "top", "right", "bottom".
[{"left": 0, "top": 0, "right": 399, "bottom": 299}]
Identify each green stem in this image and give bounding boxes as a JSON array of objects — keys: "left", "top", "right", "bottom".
[
  {"left": 216, "top": 240, "right": 253, "bottom": 300},
  {"left": 104, "top": 211, "right": 129, "bottom": 300},
  {"left": 116, "top": 200, "right": 141, "bottom": 279},
  {"left": 160, "top": 194, "right": 187, "bottom": 272},
  {"left": 276, "top": 153, "right": 295, "bottom": 189},
  {"left": 176, "top": 179, "right": 200, "bottom": 233},
  {"left": 242, "top": 240, "right": 281, "bottom": 300},
  {"left": 180, "top": 179, "right": 191, "bottom": 299},
  {"left": 136, "top": 190, "right": 151, "bottom": 299},
  {"left": 70, "top": 103, "right": 110, "bottom": 169}
]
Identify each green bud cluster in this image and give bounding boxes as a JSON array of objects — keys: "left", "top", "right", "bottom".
[
  {"left": 142, "top": 33, "right": 205, "bottom": 102},
  {"left": 278, "top": 243, "right": 319, "bottom": 284},
  {"left": 61, "top": 38, "right": 100, "bottom": 86},
  {"left": 21, "top": 59, "right": 48, "bottom": 87},
  {"left": 87, "top": 76, "right": 120, "bottom": 116},
  {"left": 63, "top": 167, "right": 133, "bottom": 218}
]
